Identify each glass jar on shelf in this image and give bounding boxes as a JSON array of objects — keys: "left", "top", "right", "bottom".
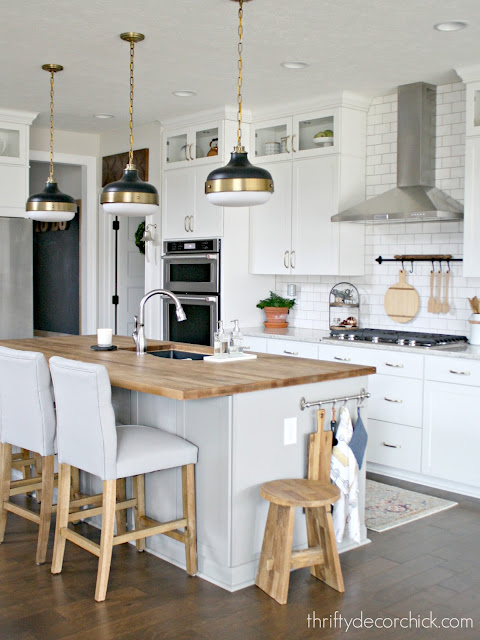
[{"left": 329, "top": 282, "right": 359, "bottom": 330}]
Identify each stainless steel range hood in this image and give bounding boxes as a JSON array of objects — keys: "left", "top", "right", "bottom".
[{"left": 332, "top": 82, "right": 464, "bottom": 223}]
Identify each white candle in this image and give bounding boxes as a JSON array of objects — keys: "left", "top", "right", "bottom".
[{"left": 97, "top": 328, "right": 113, "bottom": 347}]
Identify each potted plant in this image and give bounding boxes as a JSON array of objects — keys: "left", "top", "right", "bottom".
[{"left": 256, "top": 291, "right": 295, "bottom": 328}]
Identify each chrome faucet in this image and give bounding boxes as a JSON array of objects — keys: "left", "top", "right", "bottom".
[{"left": 132, "top": 289, "right": 187, "bottom": 355}]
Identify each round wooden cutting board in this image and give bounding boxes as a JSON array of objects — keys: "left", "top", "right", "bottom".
[{"left": 384, "top": 270, "right": 420, "bottom": 323}]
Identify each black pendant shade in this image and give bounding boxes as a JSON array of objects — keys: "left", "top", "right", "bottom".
[
  {"left": 205, "top": 150, "right": 274, "bottom": 207},
  {"left": 26, "top": 180, "right": 76, "bottom": 222},
  {"left": 101, "top": 167, "right": 159, "bottom": 217}
]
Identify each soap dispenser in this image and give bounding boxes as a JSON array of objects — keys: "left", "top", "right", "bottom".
[
  {"left": 229, "top": 319, "right": 244, "bottom": 356},
  {"left": 214, "top": 321, "right": 228, "bottom": 357}
]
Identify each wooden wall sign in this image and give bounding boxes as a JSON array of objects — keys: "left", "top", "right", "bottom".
[{"left": 102, "top": 148, "right": 149, "bottom": 186}]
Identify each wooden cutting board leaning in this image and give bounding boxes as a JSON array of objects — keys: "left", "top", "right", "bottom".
[{"left": 384, "top": 270, "right": 420, "bottom": 323}]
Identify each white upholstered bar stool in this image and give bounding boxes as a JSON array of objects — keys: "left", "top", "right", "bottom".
[
  {"left": 49, "top": 356, "right": 198, "bottom": 602},
  {"left": 0, "top": 346, "right": 57, "bottom": 565}
]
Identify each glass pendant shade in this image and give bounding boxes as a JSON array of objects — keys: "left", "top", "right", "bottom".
[
  {"left": 27, "top": 180, "right": 76, "bottom": 222},
  {"left": 205, "top": 150, "right": 273, "bottom": 207},
  {"left": 101, "top": 166, "right": 159, "bottom": 217}
]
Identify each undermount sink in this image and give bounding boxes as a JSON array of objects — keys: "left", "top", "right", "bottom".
[{"left": 148, "top": 350, "right": 204, "bottom": 361}]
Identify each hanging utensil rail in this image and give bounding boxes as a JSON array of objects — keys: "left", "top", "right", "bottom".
[
  {"left": 300, "top": 388, "right": 371, "bottom": 411},
  {"left": 376, "top": 254, "right": 462, "bottom": 272}
]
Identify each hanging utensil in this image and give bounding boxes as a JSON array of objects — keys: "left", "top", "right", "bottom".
[
  {"left": 434, "top": 270, "right": 442, "bottom": 313},
  {"left": 441, "top": 271, "right": 450, "bottom": 314},
  {"left": 427, "top": 270, "right": 435, "bottom": 313}
]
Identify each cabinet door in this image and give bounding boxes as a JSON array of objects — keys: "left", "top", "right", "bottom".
[
  {"left": 462, "top": 137, "right": 480, "bottom": 277},
  {"left": 292, "top": 109, "right": 337, "bottom": 159},
  {"left": 423, "top": 380, "right": 480, "bottom": 488},
  {"left": 162, "top": 168, "right": 195, "bottom": 239},
  {"left": 191, "top": 164, "right": 223, "bottom": 238},
  {"left": 266, "top": 339, "right": 319, "bottom": 359},
  {"left": 291, "top": 155, "right": 339, "bottom": 274},
  {"left": 0, "top": 165, "right": 28, "bottom": 217},
  {"left": 251, "top": 117, "right": 293, "bottom": 163},
  {"left": 249, "top": 161, "right": 292, "bottom": 274}
]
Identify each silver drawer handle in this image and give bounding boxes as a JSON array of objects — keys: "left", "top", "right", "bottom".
[
  {"left": 449, "top": 369, "right": 471, "bottom": 376},
  {"left": 284, "top": 350, "right": 299, "bottom": 356},
  {"left": 384, "top": 397, "right": 403, "bottom": 403},
  {"left": 385, "top": 362, "right": 404, "bottom": 368},
  {"left": 334, "top": 356, "right": 351, "bottom": 362},
  {"left": 382, "top": 442, "right": 401, "bottom": 449}
]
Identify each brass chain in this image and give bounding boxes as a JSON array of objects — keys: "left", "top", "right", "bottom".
[
  {"left": 49, "top": 70, "right": 55, "bottom": 181},
  {"left": 129, "top": 40, "right": 135, "bottom": 166},
  {"left": 236, "top": 0, "right": 243, "bottom": 147}
]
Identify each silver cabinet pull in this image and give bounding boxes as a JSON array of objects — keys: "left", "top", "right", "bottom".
[
  {"left": 382, "top": 442, "right": 401, "bottom": 449},
  {"left": 285, "top": 135, "right": 291, "bottom": 153},
  {"left": 283, "top": 350, "right": 299, "bottom": 356},
  {"left": 385, "top": 362, "right": 404, "bottom": 368},
  {"left": 184, "top": 216, "right": 189, "bottom": 232},
  {"left": 292, "top": 133, "right": 297, "bottom": 152},
  {"left": 284, "top": 250, "right": 289, "bottom": 269},
  {"left": 189, "top": 143, "right": 195, "bottom": 161},
  {"left": 449, "top": 369, "right": 471, "bottom": 375},
  {"left": 290, "top": 250, "right": 296, "bottom": 269},
  {"left": 184, "top": 145, "right": 189, "bottom": 161},
  {"left": 189, "top": 215, "right": 194, "bottom": 232},
  {"left": 334, "top": 356, "right": 351, "bottom": 362},
  {"left": 384, "top": 397, "right": 403, "bottom": 403}
]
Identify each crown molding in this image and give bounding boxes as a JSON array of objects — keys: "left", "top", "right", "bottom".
[
  {"left": 0, "top": 109, "right": 38, "bottom": 126},
  {"left": 161, "top": 105, "right": 252, "bottom": 130},
  {"left": 455, "top": 65, "right": 480, "bottom": 84}
]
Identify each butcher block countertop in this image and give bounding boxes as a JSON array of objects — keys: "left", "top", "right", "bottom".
[{"left": 0, "top": 335, "right": 376, "bottom": 401}]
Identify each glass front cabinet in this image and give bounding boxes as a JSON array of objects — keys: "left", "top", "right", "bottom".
[{"left": 163, "top": 122, "right": 223, "bottom": 169}]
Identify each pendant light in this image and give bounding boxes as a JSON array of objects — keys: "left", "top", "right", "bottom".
[
  {"left": 26, "top": 65, "right": 76, "bottom": 222},
  {"left": 101, "top": 33, "right": 159, "bottom": 217},
  {"left": 205, "top": 0, "right": 274, "bottom": 207}
]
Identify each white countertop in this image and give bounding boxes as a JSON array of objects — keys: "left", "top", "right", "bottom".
[{"left": 243, "top": 327, "right": 480, "bottom": 360}]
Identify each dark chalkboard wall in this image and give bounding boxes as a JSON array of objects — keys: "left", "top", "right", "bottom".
[{"left": 33, "top": 205, "right": 80, "bottom": 335}]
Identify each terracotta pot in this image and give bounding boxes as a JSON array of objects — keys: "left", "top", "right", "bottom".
[{"left": 263, "top": 306, "right": 289, "bottom": 328}]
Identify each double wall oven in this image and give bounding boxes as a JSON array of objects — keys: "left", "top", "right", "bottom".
[{"left": 162, "top": 239, "right": 220, "bottom": 346}]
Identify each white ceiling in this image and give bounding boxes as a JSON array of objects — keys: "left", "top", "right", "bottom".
[{"left": 3, "top": 0, "right": 480, "bottom": 134}]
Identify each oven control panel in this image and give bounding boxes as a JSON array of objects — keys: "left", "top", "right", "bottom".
[{"left": 164, "top": 239, "right": 220, "bottom": 254}]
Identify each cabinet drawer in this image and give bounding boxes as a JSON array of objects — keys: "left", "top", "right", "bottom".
[
  {"left": 318, "top": 343, "right": 423, "bottom": 378},
  {"left": 424, "top": 356, "right": 480, "bottom": 387},
  {"left": 367, "top": 420, "right": 421, "bottom": 472},
  {"left": 266, "top": 339, "right": 319, "bottom": 359},
  {"left": 243, "top": 336, "right": 267, "bottom": 353},
  {"left": 368, "top": 375, "right": 423, "bottom": 427}
]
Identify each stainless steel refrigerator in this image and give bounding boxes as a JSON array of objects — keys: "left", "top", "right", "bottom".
[{"left": 0, "top": 217, "right": 33, "bottom": 339}]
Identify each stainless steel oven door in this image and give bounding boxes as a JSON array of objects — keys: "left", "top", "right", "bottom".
[
  {"left": 162, "top": 295, "right": 219, "bottom": 347},
  {"left": 162, "top": 253, "right": 219, "bottom": 293}
]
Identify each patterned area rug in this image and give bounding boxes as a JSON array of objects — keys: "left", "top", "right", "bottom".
[{"left": 365, "top": 480, "right": 457, "bottom": 532}]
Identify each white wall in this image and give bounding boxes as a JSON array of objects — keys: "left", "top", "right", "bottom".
[
  {"left": 30, "top": 128, "right": 100, "bottom": 157},
  {"left": 276, "top": 82, "right": 480, "bottom": 337},
  {"left": 30, "top": 161, "right": 82, "bottom": 198}
]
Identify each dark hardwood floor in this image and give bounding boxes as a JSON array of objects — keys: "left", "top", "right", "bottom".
[{"left": 1, "top": 474, "right": 479, "bottom": 639}]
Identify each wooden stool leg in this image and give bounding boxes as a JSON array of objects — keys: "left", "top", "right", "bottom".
[
  {"left": 133, "top": 474, "right": 146, "bottom": 552},
  {"left": 306, "top": 505, "right": 344, "bottom": 593},
  {"left": 70, "top": 467, "right": 80, "bottom": 500},
  {"left": 21, "top": 449, "right": 34, "bottom": 497},
  {"left": 95, "top": 479, "right": 116, "bottom": 602},
  {"left": 36, "top": 455, "right": 55, "bottom": 565},
  {"left": 115, "top": 477, "right": 127, "bottom": 535},
  {"left": 182, "top": 464, "right": 197, "bottom": 575},
  {"left": 51, "top": 464, "right": 71, "bottom": 574},
  {"left": 33, "top": 452, "right": 43, "bottom": 503},
  {"left": 255, "top": 503, "right": 296, "bottom": 605},
  {"left": 0, "top": 443, "right": 12, "bottom": 543}
]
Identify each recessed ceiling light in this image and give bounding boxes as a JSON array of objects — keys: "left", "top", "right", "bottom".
[
  {"left": 94, "top": 113, "right": 114, "bottom": 119},
  {"left": 281, "top": 61, "right": 309, "bottom": 69},
  {"left": 172, "top": 90, "right": 197, "bottom": 97},
  {"left": 434, "top": 20, "right": 468, "bottom": 31}
]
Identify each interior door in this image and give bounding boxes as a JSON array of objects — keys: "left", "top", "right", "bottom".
[
  {"left": 116, "top": 217, "right": 145, "bottom": 337},
  {"left": 249, "top": 161, "right": 292, "bottom": 274}
]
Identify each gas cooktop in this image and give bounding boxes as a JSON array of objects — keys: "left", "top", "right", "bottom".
[{"left": 329, "top": 328, "right": 468, "bottom": 348}]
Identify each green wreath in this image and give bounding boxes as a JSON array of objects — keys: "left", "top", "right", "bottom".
[{"left": 135, "top": 222, "right": 146, "bottom": 255}]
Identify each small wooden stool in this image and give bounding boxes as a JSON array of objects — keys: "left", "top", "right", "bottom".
[{"left": 255, "top": 409, "right": 345, "bottom": 605}]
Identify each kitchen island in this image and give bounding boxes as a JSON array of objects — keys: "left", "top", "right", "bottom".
[{"left": 0, "top": 335, "right": 375, "bottom": 591}]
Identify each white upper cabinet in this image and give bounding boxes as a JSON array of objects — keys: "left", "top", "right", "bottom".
[
  {"left": 0, "top": 109, "right": 37, "bottom": 218},
  {"left": 162, "top": 164, "right": 223, "bottom": 240},
  {"left": 163, "top": 122, "right": 223, "bottom": 170},
  {"left": 249, "top": 97, "right": 368, "bottom": 276}
]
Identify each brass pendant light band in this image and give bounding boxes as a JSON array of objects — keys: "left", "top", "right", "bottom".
[
  {"left": 26, "top": 201, "right": 76, "bottom": 212},
  {"left": 205, "top": 178, "right": 274, "bottom": 193},
  {"left": 100, "top": 191, "right": 159, "bottom": 204}
]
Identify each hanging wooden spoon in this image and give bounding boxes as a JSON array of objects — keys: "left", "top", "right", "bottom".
[
  {"left": 434, "top": 271, "right": 442, "bottom": 313},
  {"left": 427, "top": 270, "right": 435, "bottom": 313},
  {"left": 441, "top": 271, "right": 450, "bottom": 314}
]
